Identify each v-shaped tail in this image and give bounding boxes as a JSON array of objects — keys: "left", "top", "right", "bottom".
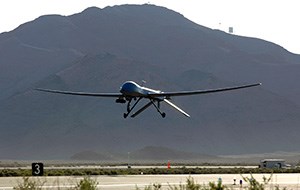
[{"left": 163, "top": 99, "right": 190, "bottom": 118}]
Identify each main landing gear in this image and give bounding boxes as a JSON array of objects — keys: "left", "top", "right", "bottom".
[
  {"left": 149, "top": 99, "right": 166, "bottom": 118},
  {"left": 120, "top": 97, "right": 166, "bottom": 118}
]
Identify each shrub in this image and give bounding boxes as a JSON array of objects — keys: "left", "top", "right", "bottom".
[
  {"left": 74, "top": 176, "right": 98, "bottom": 190},
  {"left": 13, "top": 177, "right": 45, "bottom": 190},
  {"left": 136, "top": 183, "right": 162, "bottom": 190},
  {"left": 242, "top": 174, "right": 272, "bottom": 190},
  {"left": 208, "top": 180, "right": 228, "bottom": 190},
  {"left": 185, "top": 176, "right": 202, "bottom": 190}
]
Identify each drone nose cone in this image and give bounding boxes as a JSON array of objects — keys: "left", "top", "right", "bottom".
[{"left": 120, "top": 81, "right": 140, "bottom": 95}]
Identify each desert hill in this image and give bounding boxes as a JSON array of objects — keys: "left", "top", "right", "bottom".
[{"left": 0, "top": 4, "right": 299, "bottom": 159}]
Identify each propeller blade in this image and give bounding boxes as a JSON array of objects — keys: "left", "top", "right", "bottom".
[{"left": 163, "top": 99, "right": 190, "bottom": 118}]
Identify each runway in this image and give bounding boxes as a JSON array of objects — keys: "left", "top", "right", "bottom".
[
  {"left": 0, "top": 165, "right": 258, "bottom": 170},
  {"left": 1, "top": 174, "right": 300, "bottom": 189}
]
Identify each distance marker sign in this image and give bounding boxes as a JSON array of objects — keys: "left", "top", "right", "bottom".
[{"left": 32, "top": 163, "right": 44, "bottom": 176}]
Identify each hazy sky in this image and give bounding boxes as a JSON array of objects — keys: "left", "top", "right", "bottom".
[{"left": 0, "top": 0, "right": 299, "bottom": 54}]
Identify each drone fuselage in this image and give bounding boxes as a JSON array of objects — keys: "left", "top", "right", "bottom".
[{"left": 120, "top": 81, "right": 161, "bottom": 98}]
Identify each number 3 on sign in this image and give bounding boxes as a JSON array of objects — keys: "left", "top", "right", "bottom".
[{"left": 32, "top": 163, "right": 44, "bottom": 176}]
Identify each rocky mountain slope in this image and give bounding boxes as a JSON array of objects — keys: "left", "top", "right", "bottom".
[{"left": 0, "top": 4, "right": 299, "bottom": 159}]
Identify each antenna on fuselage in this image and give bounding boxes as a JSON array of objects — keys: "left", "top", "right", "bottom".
[{"left": 141, "top": 80, "right": 147, "bottom": 87}]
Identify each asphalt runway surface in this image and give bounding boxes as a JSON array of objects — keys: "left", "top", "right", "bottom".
[{"left": 1, "top": 173, "right": 300, "bottom": 190}]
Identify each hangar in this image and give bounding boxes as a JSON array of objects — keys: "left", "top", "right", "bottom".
[{"left": 259, "top": 159, "right": 287, "bottom": 168}]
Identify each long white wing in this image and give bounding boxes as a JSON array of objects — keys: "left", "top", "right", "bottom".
[
  {"left": 149, "top": 83, "right": 261, "bottom": 97},
  {"left": 35, "top": 88, "right": 122, "bottom": 97}
]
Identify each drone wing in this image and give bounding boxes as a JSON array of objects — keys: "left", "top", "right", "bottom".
[
  {"left": 149, "top": 83, "right": 261, "bottom": 97},
  {"left": 35, "top": 88, "right": 122, "bottom": 97},
  {"left": 148, "top": 83, "right": 261, "bottom": 118}
]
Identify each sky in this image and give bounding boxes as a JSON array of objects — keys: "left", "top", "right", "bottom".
[{"left": 0, "top": 0, "right": 299, "bottom": 54}]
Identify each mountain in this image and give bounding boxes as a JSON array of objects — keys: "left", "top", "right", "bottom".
[
  {"left": 130, "top": 146, "right": 216, "bottom": 161},
  {"left": 70, "top": 150, "right": 115, "bottom": 161},
  {"left": 70, "top": 146, "right": 217, "bottom": 162},
  {"left": 0, "top": 4, "right": 300, "bottom": 160}
]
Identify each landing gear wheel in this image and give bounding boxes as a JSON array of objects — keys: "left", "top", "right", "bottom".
[
  {"left": 161, "top": 113, "right": 166, "bottom": 118},
  {"left": 123, "top": 113, "right": 128, "bottom": 118}
]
